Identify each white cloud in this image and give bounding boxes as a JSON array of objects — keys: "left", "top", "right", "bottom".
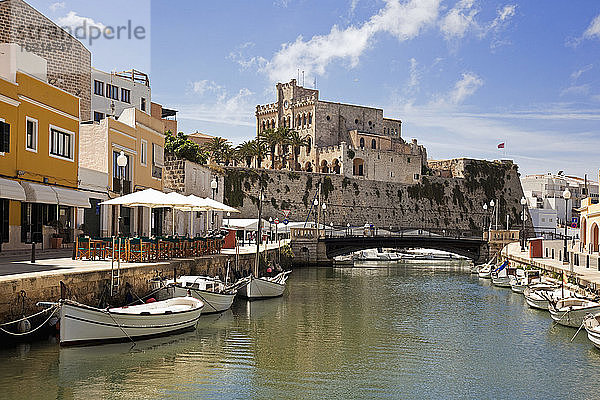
[
  {"left": 406, "top": 57, "right": 420, "bottom": 94},
  {"left": 450, "top": 72, "right": 483, "bottom": 103},
  {"left": 191, "top": 80, "right": 222, "bottom": 96},
  {"left": 49, "top": 2, "right": 66, "bottom": 12},
  {"left": 229, "top": 42, "right": 268, "bottom": 70},
  {"left": 486, "top": 4, "right": 516, "bottom": 32},
  {"left": 583, "top": 14, "right": 600, "bottom": 40},
  {"left": 261, "top": 0, "right": 441, "bottom": 82},
  {"left": 570, "top": 64, "right": 593, "bottom": 81},
  {"left": 439, "top": 0, "right": 478, "bottom": 40},
  {"left": 57, "top": 11, "right": 106, "bottom": 32},
  {"left": 560, "top": 84, "right": 590, "bottom": 97},
  {"left": 177, "top": 84, "right": 256, "bottom": 127},
  {"left": 274, "top": 0, "right": 292, "bottom": 7}
]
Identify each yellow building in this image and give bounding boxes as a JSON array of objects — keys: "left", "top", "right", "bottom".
[
  {"left": 79, "top": 107, "right": 166, "bottom": 237},
  {"left": 0, "top": 44, "right": 89, "bottom": 250}
]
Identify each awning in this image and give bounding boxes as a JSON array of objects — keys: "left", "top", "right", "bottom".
[
  {"left": 20, "top": 181, "right": 58, "bottom": 204},
  {"left": 0, "top": 177, "right": 26, "bottom": 201},
  {"left": 53, "top": 186, "right": 91, "bottom": 208}
]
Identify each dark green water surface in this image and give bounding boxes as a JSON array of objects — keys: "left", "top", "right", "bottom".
[{"left": 1, "top": 263, "right": 600, "bottom": 399}]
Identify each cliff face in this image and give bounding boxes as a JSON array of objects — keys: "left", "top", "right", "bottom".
[{"left": 212, "top": 158, "right": 530, "bottom": 233}]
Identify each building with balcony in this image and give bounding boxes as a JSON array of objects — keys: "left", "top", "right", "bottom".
[
  {"left": 91, "top": 68, "right": 151, "bottom": 123},
  {"left": 79, "top": 108, "right": 166, "bottom": 237},
  {"left": 255, "top": 79, "right": 427, "bottom": 183},
  {"left": 0, "top": 44, "right": 90, "bottom": 250}
]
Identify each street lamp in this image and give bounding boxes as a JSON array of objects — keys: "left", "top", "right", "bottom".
[
  {"left": 322, "top": 203, "right": 327, "bottom": 229},
  {"left": 210, "top": 178, "right": 218, "bottom": 229},
  {"left": 483, "top": 203, "right": 488, "bottom": 235},
  {"left": 226, "top": 211, "right": 231, "bottom": 227},
  {"left": 346, "top": 222, "right": 351, "bottom": 236},
  {"left": 269, "top": 217, "right": 273, "bottom": 243},
  {"left": 520, "top": 197, "right": 527, "bottom": 252},
  {"left": 313, "top": 198, "right": 319, "bottom": 229},
  {"left": 563, "top": 188, "right": 572, "bottom": 264},
  {"left": 489, "top": 199, "right": 497, "bottom": 230},
  {"left": 116, "top": 151, "right": 128, "bottom": 236}
]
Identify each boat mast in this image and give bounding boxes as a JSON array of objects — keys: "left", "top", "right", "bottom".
[{"left": 254, "top": 176, "right": 263, "bottom": 277}]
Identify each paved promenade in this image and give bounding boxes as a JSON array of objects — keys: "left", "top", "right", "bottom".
[
  {"left": 0, "top": 241, "right": 285, "bottom": 279},
  {"left": 503, "top": 241, "right": 600, "bottom": 290}
]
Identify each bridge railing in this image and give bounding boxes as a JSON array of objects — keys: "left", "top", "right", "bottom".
[{"left": 323, "top": 225, "right": 483, "bottom": 240}]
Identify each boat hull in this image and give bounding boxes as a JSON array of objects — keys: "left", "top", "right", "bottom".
[
  {"left": 59, "top": 298, "right": 203, "bottom": 346},
  {"left": 584, "top": 316, "right": 600, "bottom": 349},
  {"left": 549, "top": 302, "right": 600, "bottom": 328},
  {"left": 238, "top": 276, "right": 286, "bottom": 300},
  {"left": 492, "top": 276, "right": 512, "bottom": 287},
  {"left": 162, "top": 286, "right": 235, "bottom": 314}
]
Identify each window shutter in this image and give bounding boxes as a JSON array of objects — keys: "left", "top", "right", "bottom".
[
  {"left": 153, "top": 143, "right": 164, "bottom": 167},
  {"left": 1, "top": 200, "right": 8, "bottom": 243},
  {"left": 1, "top": 122, "right": 9, "bottom": 153}
]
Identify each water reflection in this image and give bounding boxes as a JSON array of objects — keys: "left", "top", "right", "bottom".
[{"left": 1, "top": 263, "right": 600, "bottom": 399}]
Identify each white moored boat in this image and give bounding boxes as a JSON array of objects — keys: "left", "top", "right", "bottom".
[
  {"left": 491, "top": 262, "right": 514, "bottom": 287},
  {"left": 510, "top": 269, "right": 541, "bottom": 294},
  {"left": 549, "top": 298, "right": 600, "bottom": 328},
  {"left": 523, "top": 285, "right": 571, "bottom": 310},
  {"left": 156, "top": 276, "right": 239, "bottom": 314},
  {"left": 238, "top": 271, "right": 291, "bottom": 300},
  {"left": 478, "top": 265, "right": 492, "bottom": 279},
  {"left": 583, "top": 314, "right": 600, "bottom": 349},
  {"left": 59, "top": 297, "right": 203, "bottom": 346}
]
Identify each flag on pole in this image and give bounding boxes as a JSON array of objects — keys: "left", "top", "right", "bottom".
[{"left": 497, "top": 142, "right": 505, "bottom": 149}]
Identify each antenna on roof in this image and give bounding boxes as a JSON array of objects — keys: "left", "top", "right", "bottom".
[
  {"left": 314, "top": 76, "right": 317, "bottom": 89},
  {"left": 302, "top": 70, "right": 305, "bottom": 86},
  {"left": 297, "top": 68, "right": 300, "bottom": 82}
]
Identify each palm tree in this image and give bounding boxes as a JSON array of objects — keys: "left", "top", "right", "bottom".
[
  {"left": 203, "top": 137, "right": 229, "bottom": 165},
  {"left": 260, "top": 128, "right": 280, "bottom": 169},
  {"left": 276, "top": 127, "right": 293, "bottom": 169},
  {"left": 237, "top": 140, "right": 255, "bottom": 167},
  {"left": 286, "top": 130, "right": 309, "bottom": 171},
  {"left": 252, "top": 138, "right": 268, "bottom": 169}
]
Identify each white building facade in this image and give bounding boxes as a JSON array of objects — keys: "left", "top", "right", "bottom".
[{"left": 91, "top": 68, "right": 151, "bottom": 123}]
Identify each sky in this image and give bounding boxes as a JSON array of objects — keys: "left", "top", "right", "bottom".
[{"left": 28, "top": 0, "right": 600, "bottom": 179}]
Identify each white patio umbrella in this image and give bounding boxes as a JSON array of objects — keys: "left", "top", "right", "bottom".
[{"left": 201, "top": 197, "right": 240, "bottom": 213}]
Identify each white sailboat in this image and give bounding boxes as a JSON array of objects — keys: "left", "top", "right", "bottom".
[
  {"left": 238, "top": 271, "right": 291, "bottom": 300},
  {"left": 156, "top": 276, "right": 240, "bottom": 314},
  {"left": 59, "top": 297, "right": 204, "bottom": 346},
  {"left": 491, "top": 261, "right": 514, "bottom": 287},
  {"left": 549, "top": 298, "right": 600, "bottom": 328}
]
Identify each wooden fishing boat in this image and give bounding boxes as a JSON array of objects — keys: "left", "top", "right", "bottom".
[
  {"left": 59, "top": 297, "right": 203, "bottom": 346},
  {"left": 156, "top": 276, "right": 241, "bottom": 314},
  {"left": 510, "top": 269, "right": 541, "bottom": 294},
  {"left": 549, "top": 298, "right": 600, "bottom": 328},
  {"left": 238, "top": 271, "right": 291, "bottom": 300},
  {"left": 523, "top": 285, "right": 571, "bottom": 310},
  {"left": 583, "top": 313, "right": 600, "bottom": 349}
]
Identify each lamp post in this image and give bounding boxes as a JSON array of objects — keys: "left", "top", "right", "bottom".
[
  {"left": 226, "top": 211, "right": 231, "bottom": 228},
  {"left": 116, "top": 151, "right": 128, "bottom": 236},
  {"left": 322, "top": 203, "right": 327, "bottom": 232},
  {"left": 346, "top": 222, "right": 351, "bottom": 236},
  {"left": 490, "top": 199, "right": 497, "bottom": 230},
  {"left": 483, "top": 203, "right": 488, "bottom": 237},
  {"left": 520, "top": 197, "right": 527, "bottom": 252},
  {"left": 563, "top": 188, "right": 571, "bottom": 264},
  {"left": 210, "top": 178, "right": 218, "bottom": 230},
  {"left": 269, "top": 217, "right": 273, "bottom": 243},
  {"left": 313, "top": 198, "right": 319, "bottom": 230}
]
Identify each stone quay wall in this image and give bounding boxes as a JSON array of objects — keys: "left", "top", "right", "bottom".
[{"left": 0, "top": 250, "right": 276, "bottom": 324}]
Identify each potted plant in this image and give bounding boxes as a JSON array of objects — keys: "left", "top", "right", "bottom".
[{"left": 50, "top": 220, "right": 63, "bottom": 248}]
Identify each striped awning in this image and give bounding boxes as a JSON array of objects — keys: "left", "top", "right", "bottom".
[{"left": 0, "top": 177, "right": 26, "bottom": 201}]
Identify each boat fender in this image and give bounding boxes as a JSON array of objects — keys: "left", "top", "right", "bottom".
[
  {"left": 146, "top": 298, "right": 156, "bottom": 303},
  {"left": 17, "top": 319, "right": 31, "bottom": 333},
  {"left": 187, "top": 289, "right": 191, "bottom": 296}
]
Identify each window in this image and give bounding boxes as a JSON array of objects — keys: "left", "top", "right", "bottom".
[
  {"left": 140, "top": 139, "right": 147, "bottom": 166},
  {"left": 49, "top": 127, "right": 73, "bottom": 160},
  {"left": 413, "top": 173, "right": 420, "bottom": 180},
  {"left": 0, "top": 120, "right": 9, "bottom": 153},
  {"left": 113, "top": 151, "right": 131, "bottom": 179},
  {"left": 326, "top": 115, "right": 331, "bottom": 121},
  {"left": 106, "top": 84, "right": 119, "bottom": 100},
  {"left": 141, "top": 97, "right": 146, "bottom": 112},
  {"left": 407, "top": 157, "right": 411, "bottom": 163},
  {"left": 371, "top": 139, "right": 376, "bottom": 149},
  {"left": 121, "top": 88, "right": 131, "bottom": 104},
  {"left": 26, "top": 117, "right": 38, "bottom": 151},
  {"left": 93, "top": 112, "right": 104, "bottom": 122},
  {"left": 308, "top": 113, "right": 312, "bottom": 125},
  {"left": 359, "top": 138, "right": 364, "bottom": 148},
  {"left": 94, "top": 80, "right": 104, "bottom": 96},
  {"left": 152, "top": 143, "right": 164, "bottom": 179}
]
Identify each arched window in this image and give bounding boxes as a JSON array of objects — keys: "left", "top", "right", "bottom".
[
  {"left": 306, "top": 137, "right": 312, "bottom": 154},
  {"left": 282, "top": 118, "right": 286, "bottom": 128},
  {"left": 262, "top": 121, "right": 266, "bottom": 131},
  {"left": 266, "top": 120, "right": 270, "bottom": 129},
  {"left": 303, "top": 113, "right": 307, "bottom": 126},
  {"left": 297, "top": 115, "right": 301, "bottom": 127},
  {"left": 359, "top": 138, "right": 364, "bottom": 148},
  {"left": 288, "top": 116, "right": 291, "bottom": 127},
  {"left": 308, "top": 113, "right": 312, "bottom": 125},
  {"left": 371, "top": 139, "right": 377, "bottom": 149},
  {"left": 271, "top": 119, "right": 275, "bottom": 128}
]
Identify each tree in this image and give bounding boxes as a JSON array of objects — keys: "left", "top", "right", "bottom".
[
  {"left": 164, "top": 131, "right": 208, "bottom": 164},
  {"left": 237, "top": 140, "right": 257, "bottom": 167},
  {"left": 260, "top": 128, "right": 280, "bottom": 169},
  {"left": 286, "top": 130, "right": 309, "bottom": 171},
  {"left": 203, "top": 137, "right": 230, "bottom": 165},
  {"left": 276, "top": 127, "right": 293, "bottom": 169}
]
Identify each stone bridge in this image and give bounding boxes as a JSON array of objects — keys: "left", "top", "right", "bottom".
[{"left": 290, "top": 227, "right": 488, "bottom": 265}]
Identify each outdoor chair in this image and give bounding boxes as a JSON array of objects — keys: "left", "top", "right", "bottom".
[{"left": 75, "top": 236, "right": 93, "bottom": 260}]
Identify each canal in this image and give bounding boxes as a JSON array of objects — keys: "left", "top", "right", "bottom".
[{"left": 1, "top": 262, "right": 600, "bottom": 399}]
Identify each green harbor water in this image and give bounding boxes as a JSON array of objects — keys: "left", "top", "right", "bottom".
[{"left": 2, "top": 262, "right": 600, "bottom": 399}]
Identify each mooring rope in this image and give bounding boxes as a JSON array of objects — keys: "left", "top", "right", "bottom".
[{"left": 0, "top": 305, "right": 59, "bottom": 337}]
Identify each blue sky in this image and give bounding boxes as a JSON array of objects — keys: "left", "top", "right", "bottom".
[{"left": 29, "top": 0, "right": 600, "bottom": 179}]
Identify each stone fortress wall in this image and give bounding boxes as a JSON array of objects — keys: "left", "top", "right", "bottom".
[{"left": 165, "top": 157, "right": 531, "bottom": 234}]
